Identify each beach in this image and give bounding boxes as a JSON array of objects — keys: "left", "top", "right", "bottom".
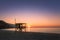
[{"left": 0, "top": 30, "right": 60, "bottom": 40}]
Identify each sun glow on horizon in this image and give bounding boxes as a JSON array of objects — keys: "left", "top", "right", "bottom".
[{"left": 27, "top": 24, "right": 31, "bottom": 28}]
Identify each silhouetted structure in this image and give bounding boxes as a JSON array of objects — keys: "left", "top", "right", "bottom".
[{"left": 15, "top": 23, "right": 26, "bottom": 32}]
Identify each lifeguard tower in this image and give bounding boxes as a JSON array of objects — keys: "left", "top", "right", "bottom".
[{"left": 15, "top": 23, "right": 26, "bottom": 32}]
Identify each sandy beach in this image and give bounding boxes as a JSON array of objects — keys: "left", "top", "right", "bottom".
[{"left": 0, "top": 30, "right": 60, "bottom": 40}]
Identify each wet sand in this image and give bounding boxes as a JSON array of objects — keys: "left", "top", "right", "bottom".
[{"left": 0, "top": 30, "right": 60, "bottom": 40}]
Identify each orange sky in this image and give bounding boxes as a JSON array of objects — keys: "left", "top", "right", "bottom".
[
  {"left": 1, "top": 12, "right": 60, "bottom": 28},
  {"left": 0, "top": 0, "right": 60, "bottom": 28}
]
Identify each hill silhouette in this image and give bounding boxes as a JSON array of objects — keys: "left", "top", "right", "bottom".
[{"left": 0, "top": 20, "right": 15, "bottom": 29}]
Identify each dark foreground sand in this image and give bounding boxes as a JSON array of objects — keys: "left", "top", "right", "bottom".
[{"left": 0, "top": 30, "right": 60, "bottom": 40}]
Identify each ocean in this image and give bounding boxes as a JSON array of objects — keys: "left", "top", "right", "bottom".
[
  {"left": 1, "top": 28, "right": 60, "bottom": 34},
  {"left": 28, "top": 28, "right": 60, "bottom": 33}
]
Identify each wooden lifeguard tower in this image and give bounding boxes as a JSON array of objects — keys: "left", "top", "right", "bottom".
[{"left": 15, "top": 23, "right": 26, "bottom": 32}]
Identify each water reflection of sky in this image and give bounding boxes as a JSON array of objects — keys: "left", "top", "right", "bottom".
[{"left": 1, "top": 28, "right": 60, "bottom": 34}]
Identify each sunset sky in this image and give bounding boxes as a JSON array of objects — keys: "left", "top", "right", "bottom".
[{"left": 0, "top": 0, "right": 60, "bottom": 27}]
